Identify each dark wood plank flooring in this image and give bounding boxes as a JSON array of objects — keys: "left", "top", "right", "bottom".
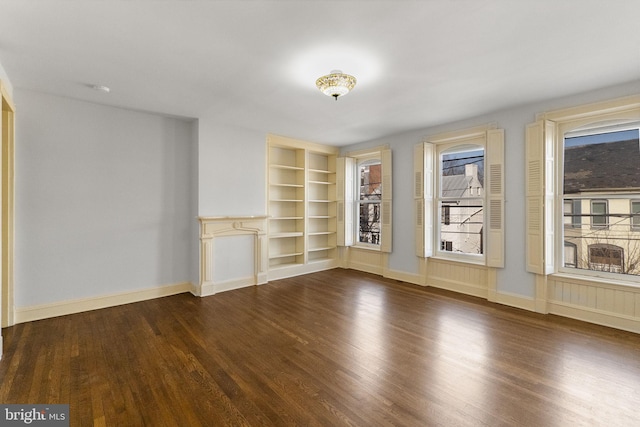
[{"left": 1, "top": 268, "right": 640, "bottom": 426}]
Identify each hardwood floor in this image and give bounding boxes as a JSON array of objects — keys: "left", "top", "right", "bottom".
[{"left": 1, "top": 268, "right": 639, "bottom": 426}]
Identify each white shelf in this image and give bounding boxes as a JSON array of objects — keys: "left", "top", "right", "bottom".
[
  {"left": 308, "top": 231, "right": 335, "bottom": 236},
  {"left": 270, "top": 183, "right": 304, "bottom": 188},
  {"left": 270, "top": 164, "right": 304, "bottom": 171},
  {"left": 308, "top": 180, "right": 331, "bottom": 185},
  {"left": 270, "top": 216, "right": 304, "bottom": 220},
  {"left": 308, "top": 246, "right": 335, "bottom": 252},
  {"left": 308, "top": 168, "right": 332, "bottom": 174},
  {"left": 270, "top": 232, "right": 303, "bottom": 238},
  {"left": 269, "top": 252, "right": 304, "bottom": 259}
]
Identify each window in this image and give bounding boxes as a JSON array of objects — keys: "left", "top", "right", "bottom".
[
  {"left": 526, "top": 95, "right": 640, "bottom": 281},
  {"left": 336, "top": 147, "right": 392, "bottom": 252},
  {"left": 632, "top": 200, "right": 640, "bottom": 230},
  {"left": 442, "top": 204, "right": 451, "bottom": 225},
  {"left": 588, "top": 244, "right": 624, "bottom": 273},
  {"left": 438, "top": 144, "right": 485, "bottom": 256},
  {"left": 590, "top": 200, "right": 608, "bottom": 229},
  {"left": 564, "top": 242, "right": 577, "bottom": 268},
  {"left": 358, "top": 159, "right": 382, "bottom": 245},
  {"left": 415, "top": 125, "right": 504, "bottom": 267},
  {"left": 563, "top": 199, "right": 581, "bottom": 228}
]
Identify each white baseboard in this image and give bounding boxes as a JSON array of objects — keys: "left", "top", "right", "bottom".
[
  {"left": 200, "top": 276, "right": 255, "bottom": 297},
  {"left": 549, "top": 301, "right": 640, "bottom": 334},
  {"left": 267, "top": 259, "right": 339, "bottom": 282},
  {"left": 14, "top": 282, "right": 192, "bottom": 324},
  {"left": 427, "top": 277, "right": 488, "bottom": 299},
  {"left": 384, "top": 269, "right": 425, "bottom": 286},
  {"left": 494, "top": 291, "right": 536, "bottom": 312},
  {"left": 348, "top": 260, "right": 383, "bottom": 276}
]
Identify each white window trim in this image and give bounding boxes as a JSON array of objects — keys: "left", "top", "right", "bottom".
[
  {"left": 415, "top": 124, "right": 504, "bottom": 267},
  {"left": 526, "top": 94, "right": 640, "bottom": 284},
  {"left": 338, "top": 145, "right": 392, "bottom": 253},
  {"left": 435, "top": 139, "right": 486, "bottom": 263},
  {"left": 356, "top": 156, "right": 382, "bottom": 249}
]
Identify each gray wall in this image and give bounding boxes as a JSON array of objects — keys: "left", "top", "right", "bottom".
[
  {"left": 0, "top": 60, "right": 13, "bottom": 97},
  {"left": 15, "top": 90, "right": 198, "bottom": 307},
  {"left": 13, "top": 79, "right": 640, "bottom": 309}
]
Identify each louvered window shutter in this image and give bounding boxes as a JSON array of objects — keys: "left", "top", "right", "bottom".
[
  {"left": 414, "top": 143, "right": 434, "bottom": 257},
  {"left": 525, "top": 121, "right": 546, "bottom": 274},
  {"left": 380, "top": 149, "right": 393, "bottom": 253},
  {"left": 336, "top": 157, "right": 355, "bottom": 246},
  {"left": 543, "top": 120, "right": 556, "bottom": 275},
  {"left": 525, "top": 120, "right": 556, "bottom": 275},
  {"left": 486, "top": 129, "right": 505, "bottom": 268}
]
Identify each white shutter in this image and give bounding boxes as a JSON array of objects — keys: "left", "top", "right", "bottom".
[
  {"left": 336, "top": 157, "right": 346, "bottom": 246},
  {"left": 414, "top": 144, "right": 425, "bottom": 257},
  {"left": 525, "top": 120, "right": 556, "bottom": 275},
  {"left": 485, "top": 129, "right": 505, "bottom": 268},
  {"left": 415, "top": 143, "right": 434, "bottom": 257},
  {"left": 380, "top": 149, "right": 393, "bottom": 253},
  {"left": 424, "top": 143, "right": 434, "bottom": 257},
  {"left": 525, "top": 121, "right": 545, "bottom": 274},
  {"left": 336, "top": 157, "right": 355, "bottom": 247},
  {"left": 543, "top": 120, "right": 555, "bottom": 275}
]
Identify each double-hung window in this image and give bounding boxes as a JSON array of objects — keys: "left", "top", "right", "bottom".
[
  {"left": 631, "top": 200, "right": 640, "bottom": 230},
  {"left": 526, "top": 95, "right": 640, "bottom": 281},
  {"left": 590, "top": 200, "right": 608, "bottom": 229},
  {"left": 415, "top": 125, "right": 504, "bottom": 267},
  {"left": 357, "top": 158, "right": 382, "bottom": 246},
  {"left": 336, "top": 147, "right": 392, "bottom": 252},
  {"left": 437, "top": 143, "right": 485, "bottom": 258}
]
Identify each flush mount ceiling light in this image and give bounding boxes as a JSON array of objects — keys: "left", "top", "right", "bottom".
[{"left": 315, "top": 70, "right": 356, "bottom": 100}]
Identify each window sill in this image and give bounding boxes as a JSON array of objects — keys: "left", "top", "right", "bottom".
[
  {"left": 428, "top": 255, "right": 486, "bottom": 268},
  {"left": 352, "top": 244, "right": 381, "bottom": 252}
]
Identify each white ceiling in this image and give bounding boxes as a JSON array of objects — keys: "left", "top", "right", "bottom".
[{"left": 1, "top": 0, "right": 639, "bottom": 146}]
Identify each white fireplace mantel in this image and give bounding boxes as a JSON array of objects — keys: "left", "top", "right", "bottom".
[{"left": 197, "top": 216, "right": 268, "bottom": 297}]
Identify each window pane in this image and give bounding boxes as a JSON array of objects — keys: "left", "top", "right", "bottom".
[
  {"left": 439, "top": 200, "right": 484, "bottom": 254},
  {"left": 562, "top": 127, "right": 640, "bottom": 276},
  {"left": 441, "top": 147, "right": 484, "bottom": 198},
  {"left": 358, "top": 202, "right": 380, "bottom": 244},
  {"left": 359, "top": 163, "right": 382, "bottom": 201},
  {"left": 564, "top": 200, "right": 573, "bottom": 225}
]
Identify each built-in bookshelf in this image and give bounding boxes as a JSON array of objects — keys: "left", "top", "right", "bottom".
[{"left": 267, "top": 135, "right": 339, "bottom": 280}]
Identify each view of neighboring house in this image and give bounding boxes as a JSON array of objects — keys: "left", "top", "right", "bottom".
[
  {"left": 563, "top": 131, "right": 640, "bottom": 275},
  {"left": 441, "top": 163, "right": 484, "bottom": 254},
  {"left": 358, "top": 162, "right": 382, "bottom": 244}
]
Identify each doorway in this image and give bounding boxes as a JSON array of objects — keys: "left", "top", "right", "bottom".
[{"left": 1, "top": 81, "right": 15, "bottom": 357}]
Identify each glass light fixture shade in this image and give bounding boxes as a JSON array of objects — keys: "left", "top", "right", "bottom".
[{"left": 315, "top": 70, "right": 357, "bottom": 100}]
